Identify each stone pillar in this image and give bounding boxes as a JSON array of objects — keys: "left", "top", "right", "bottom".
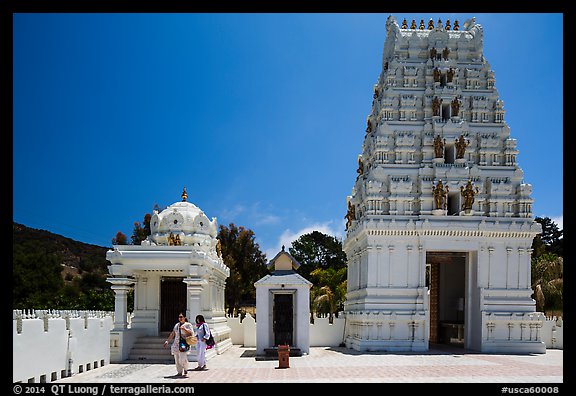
[
  {"left": 183, "top": 277, "right": 206, "bottom": 321},
  {"left": 107, "top": 277, "right": 134, "bottom": 330}
]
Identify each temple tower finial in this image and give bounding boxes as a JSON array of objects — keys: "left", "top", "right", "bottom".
[{"left": 181, "top": 186, "right": 188, "bottom": 202}]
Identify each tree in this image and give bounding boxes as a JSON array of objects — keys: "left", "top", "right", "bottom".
[
  {"left": 112, "top": 231, "right": 127, "bottom": 245},
  {"left": 288, "top": 231, "right": 347, "bottom": 280},
  {"left": 13, "top": 250, "right": 64, "bottom": 309},
  {"left": 218, "top": 223, "right": 268, "bottom": 316},
  {"left": 131, "top": 213, "right": 151, "bottom": 245},
  {"left": 530, "top": 217, "right": 563, "bottom": 316},
  {"left": 532, "top": 217, "right": 563, "bottom": 258},
  {"left": 531, "top": 253, "right": 563, "bottom": 314},
  {"left": 310, "top": 267, "right": 347, "bottom": 323},
  {"left": 289, "top": 231, "right": 348, "bottom": 321}
]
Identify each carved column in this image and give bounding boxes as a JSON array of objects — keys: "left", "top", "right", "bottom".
[
  {"left": 183, "top": 277, "right": 206, "bottom": 321},
  {"left": 107, "top": 277, "right": 134, "bottom": 330}
]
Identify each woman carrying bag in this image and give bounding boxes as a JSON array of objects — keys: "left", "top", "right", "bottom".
[
  {"left": 163, "top": 312, "right": 195, "bottom": 377},
  {"left": 193, "top": 314, "right": 212, "bottom": 371}
]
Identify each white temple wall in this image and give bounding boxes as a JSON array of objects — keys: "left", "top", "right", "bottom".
[
  {"left": 130, "top": 272, "right": 161, "bottom": 335},
  {"left": 13, "top": 311, "right": 113, "bottom": 384},
  {"left": 255, "top": 286, "right": 271, "bottom": 355},
  {"left": 295, "top": 286, "right": 311, "bottom": 354}
]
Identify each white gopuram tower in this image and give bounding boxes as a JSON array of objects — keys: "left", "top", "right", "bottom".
[{"left": 342, "top": 16, "right": 545, "bottom": 353}]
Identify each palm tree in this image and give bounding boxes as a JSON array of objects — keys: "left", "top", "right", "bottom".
[
  {"left": 310, "top": 267, "right": 347, "bottom": 324},
  {"left": 531, "top": 253, "right": 563, "bottom": 315}
]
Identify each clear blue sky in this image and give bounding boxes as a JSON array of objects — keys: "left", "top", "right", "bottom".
[{"left": 13, "top": 13, "right": 563, "bottom": 259}]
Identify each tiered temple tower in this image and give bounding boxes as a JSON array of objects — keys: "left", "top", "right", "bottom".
[{"left": 342, "top": 16, "right": 545, "bottom": 353}]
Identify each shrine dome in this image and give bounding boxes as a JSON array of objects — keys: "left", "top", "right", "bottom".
[{"left": 142, "top": 187, "right": 219, "bottom": 247}]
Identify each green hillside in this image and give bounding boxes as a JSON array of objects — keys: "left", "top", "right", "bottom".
[{"left": 13, "top": 222, "right": 117, "bottom": 310}]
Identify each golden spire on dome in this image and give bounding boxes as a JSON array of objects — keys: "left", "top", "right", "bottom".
[
  {"left": 410, "top": 19, "right": 416, "bottom": 29},
  {"left": 453, "top": 19, "right": 460, "bottom": 31},
  {"left": 401, "top": 18, "right": 408, "bottom": 29},
  {"left": 181, "top": 187, "right": 188, "bottom": 202}
]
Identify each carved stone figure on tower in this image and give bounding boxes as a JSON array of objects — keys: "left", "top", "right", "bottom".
[
  {"left": 345, "top": 201, "right": 356, "bottom": 231},
  {"left": 451, "top": 96, "right": 461, "bottom": 117},
  {"left": 433, "top": 135, "right": 445, "bottom": 158},
  {"left": 460, "top": 180, "right": 479, "bottom": 211},
  {"left": 432, "top": 96, "right": 442, "bottom": 116},
  {"left": 433, "top": 180, "right": 449, "bottom": 210},
  {"left": 357, "top": 156, "right": 364, "bottom": 178},
  {"left": 455, "top": 134, "right": 468, "bottom": 159},
  {"left": 430, "top": 47, "right": 437, "bottom": 60},
  {"left": 447, "top": 67, "right": 455, "bottom": 83},
  {"left": 366, "top": 119, "right": 372, "bottom": 134},
  {"left": 433, "top": 67, "right": 440, "bottom": 82},
  {"left": 442, "top": 47, "right": 450, "bottom": 60},
  {"left": 216, "top": 238, "right": 222, "bottom": 258}
]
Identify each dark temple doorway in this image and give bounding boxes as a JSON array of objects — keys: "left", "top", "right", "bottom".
[
  {"left": 427, "top": 252, "right": 466, "bottom": 347},
  {"left": 273, "top": 293, "right": 293, "bottom": 346},
  {"left": 160, "top": 277, "right": 187, "bottom": 332}
]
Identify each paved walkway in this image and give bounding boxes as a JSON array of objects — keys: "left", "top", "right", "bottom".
[{"left": 54, "top": 345, "right": 563, "bottom": 384}]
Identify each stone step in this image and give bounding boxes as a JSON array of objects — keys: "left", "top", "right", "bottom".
[
  {"left": 128, "top": 334, "right": 179, "bottom": 363},
  {"left": 130, "top": 347, "right": 173, "bottom": 355}
]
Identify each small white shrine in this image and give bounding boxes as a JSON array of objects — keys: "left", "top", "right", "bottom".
[
  {"left": 343, "top": 16, "right": 545, "bottom": 354},
  {"left": 254, "top": 246, "right": 312, "bottom": 356},
  {"left": 106, "top": 188, "right": 232, "bottom": 361}
]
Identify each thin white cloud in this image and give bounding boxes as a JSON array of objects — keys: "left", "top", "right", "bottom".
[
  {"left": 218, "top": 202, "right": 281, "bottom": 227},
  {"left": 265, "top": 221, "right": 345, "bottom": 259},
  {"left": 254, "top": 214, "right": 281, "bottom": 226},
  {"left": 218, "top": 204, "right": 246, "bottom": 222},
  {"left": 550, "top": 215, "right": 563, "bottom": 231}
]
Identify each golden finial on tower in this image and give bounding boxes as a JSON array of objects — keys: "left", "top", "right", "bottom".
[
  {"left": 410, "top": 19, "right": 416, "bottom": 29},
  {"left": 445, "top": 19, "right": 451, "bottom": 30},
  {"left": 428, "top": 18, "right": 434, "bottom": 30},
  {"left": 401, "top": 18, "right": 408, "bottom": 29},
  {"left": 453, "top": 19, "right": 459, "bottom": 31},
  {"left": 419, "top": 19, "right": 425, "bottom": 30},
  {"left": 181, "top": 186, "right": 188, "bottom": 202}
]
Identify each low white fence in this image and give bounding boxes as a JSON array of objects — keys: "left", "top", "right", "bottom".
[
  {"left": 13, "top": 310, "right": 114, "bottom": 383},
  {"left": 227, "top": 313, "right": 346, "bottom": 347},
  {"left": 541, "top": 316, "right": 563, "bottom": 349}
]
